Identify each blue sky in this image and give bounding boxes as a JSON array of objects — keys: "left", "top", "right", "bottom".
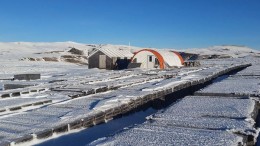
[{"left": 0, "top": 0, "right": 259, "bottom": 49}]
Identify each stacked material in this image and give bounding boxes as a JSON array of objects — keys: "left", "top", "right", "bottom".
[
  {"left": 196, "top": 64, "right": 260, "bottom": 97},
  {"left": 91, "top": 96, "right": 257, "bottom": 146},
  {"left": 0, "top": 63, "right": 251, "bottom": 145}
]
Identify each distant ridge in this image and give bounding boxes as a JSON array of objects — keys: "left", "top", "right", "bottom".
[{"left": 0, "top": 42, "right": 259, "bottom": 63}]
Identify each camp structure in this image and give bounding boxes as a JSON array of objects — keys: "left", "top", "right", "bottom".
[
  {"left": 88, "top": 47, "right": 133, "bottom": 70},
  {"left": 128, "top": 49, "right": 184, "bottom": 69}
]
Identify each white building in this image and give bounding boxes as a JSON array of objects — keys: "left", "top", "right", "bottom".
[{"left": 129, "top": 49, "right": 184, "bottom": 69}]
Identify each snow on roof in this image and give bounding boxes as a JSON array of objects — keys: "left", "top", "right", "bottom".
[
  {"left": 132, "top": 49, "right": 184, "bottom": 69},
  {"left": 157, "top": 50, "right": 183, "bottom": 67},
  {"left": 100, "top": 47, "right": 133, "bottom": 59},
  {"left": 89, "top": 45, "right": 133, "bottom": 59}
]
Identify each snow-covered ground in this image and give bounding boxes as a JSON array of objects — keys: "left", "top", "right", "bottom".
[
  {"left": 0, "top": 61, "right": 248, "bottom": 145},
  {"left": 0, "top": 42, "right": 259, "bottom": 145},
  {"left": 196, "top": 61, "right": 260, "bottom": 97},
  {"left": 185, "top": 45, "right": 260, "bottom": 58},
  {"left": 149, "top": 96, "right": 255, "bottom": 131},
  {"left": 0, "top": 42, "right": 259, "bottom": 67},
  {"left": 90, "top": 124, "right": 244, "bottom": 146},
  {"left": 197, "top": 76, "right": 260, "bottom": 97},
  {"left": 91, "top": 61, "right": 260, "bottom": 146},
  {"left": 0, "top": 42, "right": 140, "bottom": 67},
  {"left": 89, "top": 57, "right": 260, "bottom": 146}
]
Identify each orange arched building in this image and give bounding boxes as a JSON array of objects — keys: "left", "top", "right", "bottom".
[{"left": 130, "top": 49, "right": 184, "bottom": 69}]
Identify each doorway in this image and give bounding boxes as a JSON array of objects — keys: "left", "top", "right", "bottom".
[{"left": 99, "top": 55, "right": 106, "bottom": 69}]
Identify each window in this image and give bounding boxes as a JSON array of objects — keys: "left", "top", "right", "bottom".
[
  {"left": 149, "top": 56, "right": 153, "bottom": 62},
  {"left": 155, "top": 58, "right": 159, "bottom": 65}
]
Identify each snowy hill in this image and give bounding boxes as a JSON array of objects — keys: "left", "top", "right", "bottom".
[
  {"left": 0, "top": 41, "right": 89, "bottom": 53},
  {"left": 0, "top": 42, "right": 140, "bottom": 64},
  {"left": 0, "top": 42, "right": 90, "bottom": 66},
  {"left": 0, "top": 42, "right": 259, "bottom": 79},
  {"left": 0, "top": 42, "right": 259, "bottom": 65},
  {"left": 184, "top": 45, "right": 260, "bottom": 59}
]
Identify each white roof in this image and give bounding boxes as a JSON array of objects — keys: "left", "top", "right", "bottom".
[
  {"left": 89, "top": 47, "right": 133, "bottom": 59},
  {"left": 158, "top": 50, "right": 183, "bottom": 67}
]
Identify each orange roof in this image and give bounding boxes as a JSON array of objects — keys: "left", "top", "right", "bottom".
[
  {"left": 132, "top": 49, "right": 184, "bottom": 69},
  {"left": 172, "top": 51, "right": 184, "bottom": 65},
  {"left": 132, "top": 49, "right": 165, "bottom": 69}
]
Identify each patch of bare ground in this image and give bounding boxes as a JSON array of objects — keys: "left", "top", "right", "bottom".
[
  {"left": 43, "top": 57, "right": 59, "bottom": 62},
  {"left": 63, "top": 58, "right": 87, "bottom": 65},
  {"left": 34, "top": 51, "right": 64, "bottom": 54},
  {"left": 68, "top": 48, "right": 84, "bottom": 55},
  {"left": 61, "top": 55, "right": 77, "bottom": 58}
]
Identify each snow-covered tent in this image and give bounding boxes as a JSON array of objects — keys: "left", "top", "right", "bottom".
[{"left": 129, "top": 49, "right": 184, "bottom": 69}]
